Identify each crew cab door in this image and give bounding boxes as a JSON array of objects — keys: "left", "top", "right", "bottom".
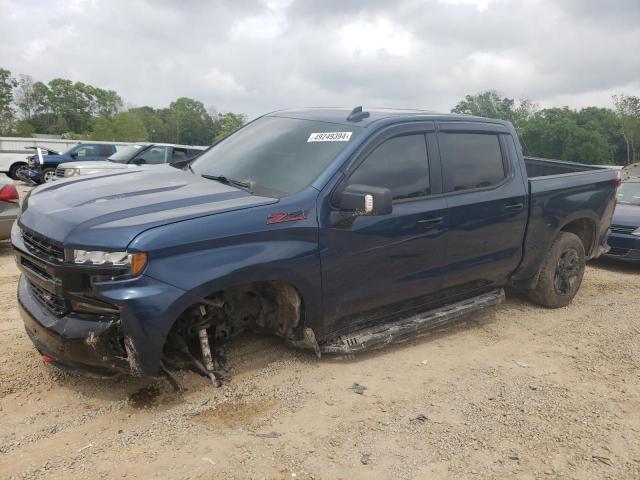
[
  {"left": 318, "top": 123, "right": 448, "bottom": 337},
  {"left": 436, "top": 122, "right": 528, "bottom": 297}
]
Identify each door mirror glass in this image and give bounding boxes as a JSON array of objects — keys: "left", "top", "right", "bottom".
[{"left": 340, "top": 184, "right": 392, "bottom": 216}]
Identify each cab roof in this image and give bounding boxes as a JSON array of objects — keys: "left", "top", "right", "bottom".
[{"left": 266, "top": 107, "right": 507, "bottom": 128}]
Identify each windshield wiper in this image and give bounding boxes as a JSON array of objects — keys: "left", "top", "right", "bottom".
[{"left": 202, "top": 174, "right": 253, "bottom": 193}]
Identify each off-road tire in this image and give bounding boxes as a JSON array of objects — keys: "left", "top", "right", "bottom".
[
  {"left": 41, "top": 168, "right": 57, "bottom": 184},
  {"left": 8, "top": 162, "right": 27, "bottom": 180},
  {"left": 527, "top": 232, "right": 585, "bottom": 308}
]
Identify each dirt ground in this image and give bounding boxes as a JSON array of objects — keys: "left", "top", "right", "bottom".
[{"left": 1, "top": 184, "right": 639, "bottom": 479}]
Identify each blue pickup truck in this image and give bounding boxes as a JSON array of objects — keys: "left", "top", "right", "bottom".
[
  {"left": 11, "top": 107, "right": 617, "bottom": 385},
  {"left": 22, "top": 142, "right": 118, "bottom": 184}
]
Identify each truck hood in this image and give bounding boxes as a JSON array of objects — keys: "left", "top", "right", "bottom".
[
  {"left": 19, "top": 167, "right": 278, "bottom": 249},
  {"left": 612, "top": 203, "right": 640, "bottom": 227}
]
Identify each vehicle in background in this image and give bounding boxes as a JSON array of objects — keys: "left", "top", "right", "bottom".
[
  {"left": 56, "top": 144, "right": 207, "bottom": 179},
  {"left": 605, "top": 177, "right": 640, "bottom": 263},
  {"left": 0, "top": 178, "right": 19, "bottom": 240},
  {"left": 12, "top": 107, "right": 617, "bottom": 385},
  {"left": 0, "top": 146, "right": 60, "bottom": 180},
  {"left": 22, "top": 143, "right": 118, "bottom": 184}
]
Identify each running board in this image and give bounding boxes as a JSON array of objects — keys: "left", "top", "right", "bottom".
[{"left": 320, "top": 288, "right": 505, "bottom": 354}]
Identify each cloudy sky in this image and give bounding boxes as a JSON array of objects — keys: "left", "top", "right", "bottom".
[{"left": 1, "top": 0, "right": 639, "bottom": 118}]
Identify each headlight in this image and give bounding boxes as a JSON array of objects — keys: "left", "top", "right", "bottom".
[
  {"left": 73, "top": 250, "right": 147, "bottom": 275},
  {"left": 64, "top": 168, "right": 80, "bottom": 177},
  {"left": 633, "top": 227, "right": 640, "bottom": 237}
]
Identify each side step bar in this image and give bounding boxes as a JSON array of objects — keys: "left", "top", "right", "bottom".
[{"left": 320, "top": 288, "right": 506, "bottom": 354}]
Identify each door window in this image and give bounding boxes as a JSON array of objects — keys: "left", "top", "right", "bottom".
[
  {"left": 75, "top": 145, "right": 97, "bottom": 157},
  {"left": 348, "top": 134, "right": 430, "bottom": 200},
  {"left": 439, "top": 133, "right": 506, "bottom": 192},
  {"left": 136, "top": 146, "right": 168, "bottom": 165},
  {"left": 171, "top": 147, "right": 189, "bottom": 162}
]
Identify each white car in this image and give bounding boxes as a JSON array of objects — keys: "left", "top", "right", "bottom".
[{"left": 55, "top": 143, "right": 207, "bottom": 179}]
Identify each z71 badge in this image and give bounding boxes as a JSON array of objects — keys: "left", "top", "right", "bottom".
[{"left": 267, "top": 211, "right": 308, "bottom": 224}]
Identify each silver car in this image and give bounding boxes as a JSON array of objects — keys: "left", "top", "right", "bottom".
[
  {"left": 0, "top": 177, "right": 19, "bottom": 239},
  {"left": 55, "top": 144, "right": 207, "bottom": 179}
]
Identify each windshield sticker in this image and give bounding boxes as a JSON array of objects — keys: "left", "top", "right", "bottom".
[{"left": 307, "top": 132, "right": 352, "bottom": 142}]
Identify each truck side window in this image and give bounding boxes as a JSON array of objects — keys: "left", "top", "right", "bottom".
[
  {"left": 99, "top": 145, "right": 113, "bottom": 157},
  {"left": 349, "top": 134, "right": 430, "bottom": 201},
  {"left": 439, "top": 133, "right": 506, "bottom": 192},
  {"left": 75, "top": 145, "right": 96, "bottom": 157},
  {"left": 140, "top": 146, "right": 168, "bottom": 165}
]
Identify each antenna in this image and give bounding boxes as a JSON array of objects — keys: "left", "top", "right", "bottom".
[{"left": 346, "top": 106, "right": 370, "bottom": 122}]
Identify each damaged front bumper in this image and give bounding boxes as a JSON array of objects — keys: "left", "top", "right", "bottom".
[
  {"left": 18, "top": 275, "right": 129, "bottom": 376},
  {"left": 13, "top": 226, "right": 199, "bottom": 378}
]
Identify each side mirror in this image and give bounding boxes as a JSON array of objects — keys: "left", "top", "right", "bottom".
[
  {"left": 132, "top": 158, "right": 146, "bottom": 165},
  {"left": 70, "top": 152, "right": 78, "bottom": 159},
  {"left": 340, "top": 184, "right": 392, "bottom": 216}
]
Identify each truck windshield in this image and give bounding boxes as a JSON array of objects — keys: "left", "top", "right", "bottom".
[
  {"left": 190, "top": 116, "right": 362, "bottom": 196},
  {"left": 108, "top": 145, "right": 145, "bottom": 163},
  {"left": 60, "top": 144, "right": 81, "bottom": 155},
  {"left": 617, "top": 181, "right": 640, "bottom": 206}
]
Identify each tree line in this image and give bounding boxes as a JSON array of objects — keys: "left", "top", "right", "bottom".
[
  {"left": 452, "top": 91, "right": 640, "bottom": 165},
  {"left": 1, "top": 66, "right": 638, "bottom": 164},
  {"left": 0, "top": 67, "right": 246, "bottom": 145}
]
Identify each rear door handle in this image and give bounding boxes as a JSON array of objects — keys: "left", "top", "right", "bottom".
[
  {"left": 417, "top": 216, "right": 444, "bottom": 229},
  {"left": 504, "top": 203, "right": 524, "bottom": 212}
]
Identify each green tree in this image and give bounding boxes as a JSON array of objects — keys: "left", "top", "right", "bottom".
[
  {"left": 213, "top": 112, "right": 247, "bottom": 142},
  {"left": 128, "top": 106, "right": 169, "bottom": 142},
  {"left": 613, "top": 94, "right": 640, "bottom": 165},
  {"left": 0, "top": 67, "right": 17, "bottom": 134},
  {"left": 451, "top": 90, "right": 536, "bottom": 129},
  {"left": 91, "top": 112, "right": 148, "bottom": 141},
  {"left": 167, "top": 97, "right": 214, "bottom": 145},
  {"left": 520, "top": 108, "right": 614, "bottom": 164},
  {"left": 111, "top": 112, "right": 148, "bottom": 141}
]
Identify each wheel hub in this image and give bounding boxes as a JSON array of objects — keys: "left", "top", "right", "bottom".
[{"left": 554, "top": 248, "right": 580, "bottom": 295}]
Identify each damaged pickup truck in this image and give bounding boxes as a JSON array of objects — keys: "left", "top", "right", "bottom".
[{"left": 12, "top": 107, "right": 618, "bottom": 387}]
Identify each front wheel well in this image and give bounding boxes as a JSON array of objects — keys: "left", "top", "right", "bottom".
[
  {"left": 164, "top": 280, "right": 304, "bottom": 353},
  {"left": 560, "top": 218, "right": 596, "bottom": 256}
]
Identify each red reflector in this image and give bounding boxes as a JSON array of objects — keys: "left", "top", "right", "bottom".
[
  {"left": 42, "top": 354, "right": 55, "bottom": 363},
  {"left": 614, "top": 178, "right": 622, "bottom": 188},
  {"left": 0, "top": 184, "right": 19, "bottom": 203}
]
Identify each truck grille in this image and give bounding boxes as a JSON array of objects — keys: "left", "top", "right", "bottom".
[
  {"left": 56, "top": 167, "right": 65, "bottom": 178},
  {"left": 22, "top": 230, "right": 65, "bottom": 263},
  {"left": 29, "top": 282, "right": 68, "bottom": 317},
  {"left": 610, "top": 224, "right": 636, "bottom": 235}
]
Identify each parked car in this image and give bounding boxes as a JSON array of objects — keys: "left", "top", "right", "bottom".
[
  {"left": 605, "top": 178, "right": 640, "bottom": 263},
  {"left": 22, "top": 143, "right": 118, "bottom": 184},
  {"left": 0, "top": 177, "right": 19, "bottom": 240},
  {"left": 55, "top": 144, "right": 207, "bottom": 179},
  {"left": 11, "top": 107, "right": 617, "bottom": 385}
]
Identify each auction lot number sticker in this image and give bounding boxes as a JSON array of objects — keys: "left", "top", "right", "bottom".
[{"left": 307, "top": 131, "right": 352, "bottom": 142}]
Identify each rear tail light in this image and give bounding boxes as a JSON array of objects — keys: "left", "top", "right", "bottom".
[
  {"left": 0, "top": 184, "right": 19, "bottom": 203},
  {"left": 614, "top": 171, "right": 622, "bottom": 188},
  {"left": 42, "top": 354, "right": 55, "bottom": 363}
]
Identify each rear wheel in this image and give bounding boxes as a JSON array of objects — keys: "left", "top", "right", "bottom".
[
  {"left": 41, "top": 168, "right": 57, "bottom": 183},
  {"left": 8, "top": 162, "right": 27, "bottom": 180},
  {"left": 527, "top": 232, "right": 585, "bottom": 308}
]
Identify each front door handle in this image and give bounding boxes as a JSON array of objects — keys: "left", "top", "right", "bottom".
[
  {"left": 417, "top": 216, "right": 444, "bottom": 229},
  {"left": 504, "top": 203, "right": 524, "bottom": 212}
]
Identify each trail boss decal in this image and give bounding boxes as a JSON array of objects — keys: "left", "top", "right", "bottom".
[
  {"left": 307, "top": 131, "right": 352, "bottom": 142},
  {"left": 267, "top": 211, "right": 308, "bottom": 224}
]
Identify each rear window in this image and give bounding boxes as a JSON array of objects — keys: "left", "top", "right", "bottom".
[{"left": 439, "top": 133, "right": 506, "bottom": 192}]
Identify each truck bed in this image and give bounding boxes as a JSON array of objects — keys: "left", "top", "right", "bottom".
[
  {"left": 512, "top": 156, "right": 618, "bottom": 286},
  {"left": 524, "top": 156, "right": 607, "bottom": 178}
]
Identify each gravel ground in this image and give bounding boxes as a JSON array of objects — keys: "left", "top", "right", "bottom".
[{"left": 1, "top": 182, "right": 639, "bottom": 479}]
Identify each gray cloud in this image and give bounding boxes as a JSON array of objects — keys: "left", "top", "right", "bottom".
[{"left": 0, "top": 0, "right": 638, "bottom": 118}]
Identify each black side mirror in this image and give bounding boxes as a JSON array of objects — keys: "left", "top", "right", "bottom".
[
  {"left": 70, "top": 152, "right": 78, "bottom": 159},
  {"left": 340, "top": 184, "right": 392, "bottom": 216},
  {"left": 132, "top": 158, "right": 146, "bottom": 165}
]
